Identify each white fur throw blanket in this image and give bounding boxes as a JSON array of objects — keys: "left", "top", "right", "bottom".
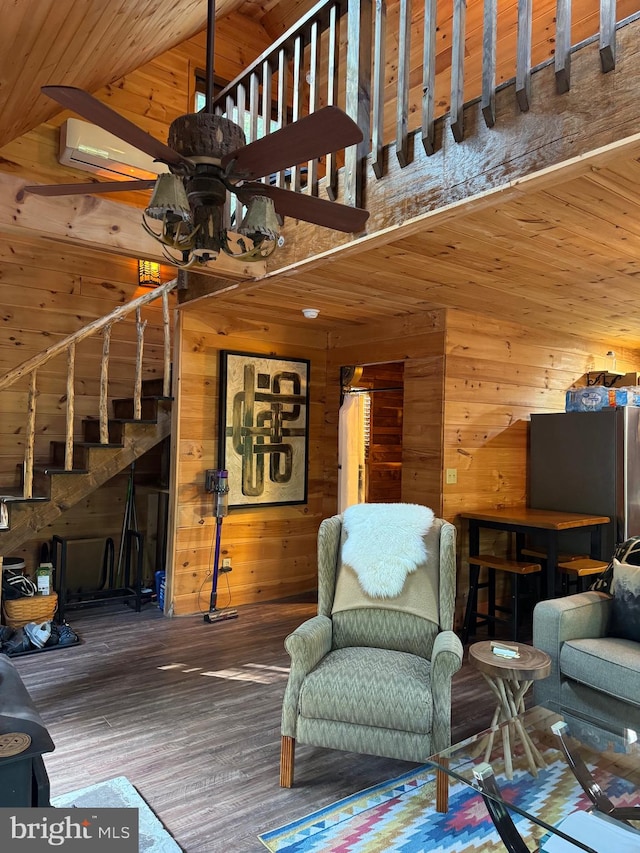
[{"left": 341, "top": 503, "right": 434, "bottom": 597}]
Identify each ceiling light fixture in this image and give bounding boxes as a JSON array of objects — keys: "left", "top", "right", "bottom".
[
  {"left": 302, "top": 308, "right": 319, "bottom": 319},
  {"left": 142, "top": 173, "right": 280, "bottom": 267}
]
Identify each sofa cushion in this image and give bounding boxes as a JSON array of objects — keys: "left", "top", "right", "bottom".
[
  {"left": 608, "top": 558, "right": 640, "bottom": 642},
  {"left": 560, "top": 637, "right": 640, "bottom": 708},
  {"left": 298, "top": 646, "right": 432, "bottom": 733}
]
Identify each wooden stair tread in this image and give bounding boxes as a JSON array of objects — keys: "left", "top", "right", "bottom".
[
  {"left": 469, "top": 554, "right": 542, "bottom": 574},
  {"left": 38, "top": 466, "right": 89, "bottom": 475},
  {"left": 60, "top": 441, "right": 124, "bottom": 450},
  {"left": 112, "top": 395, "right": 173, "bottom": 403}
]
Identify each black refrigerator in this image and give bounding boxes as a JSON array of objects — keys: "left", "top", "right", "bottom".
[{"left": 529, "top": 408, "right": 640, "bottom": 560}]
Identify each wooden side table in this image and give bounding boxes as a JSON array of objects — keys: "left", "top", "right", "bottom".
[{"left": 469, "top": 641, "right": 551, "bottom": 780}]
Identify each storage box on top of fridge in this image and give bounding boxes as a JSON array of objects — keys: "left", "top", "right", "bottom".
[{"left": 565, "top": 386, "right": 640, "bottom": 412}]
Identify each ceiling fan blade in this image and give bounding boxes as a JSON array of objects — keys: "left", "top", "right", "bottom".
[
  {"left": 23, "top": 179, "right": 156, "bottom": 197},
  {"left": 222, "top": 107, "right": 363, "bottom": 180},
  {"left": 237, "top": 183, "right": 369, "bottom": 233},
  {"left": 42, "top": 86, "right": 191, "bottom": 169}
]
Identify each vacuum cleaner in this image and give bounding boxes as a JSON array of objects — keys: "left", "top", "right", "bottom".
[{"left": 204, "top": 469, "right": 238, "bottom": 624}]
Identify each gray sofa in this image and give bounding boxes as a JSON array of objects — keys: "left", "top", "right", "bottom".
[{"left": 533, "top": 591, "right": 640, "bottom": 731}]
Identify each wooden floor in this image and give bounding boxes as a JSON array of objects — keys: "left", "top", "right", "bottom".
[{"left": 13, "top": 597, "right": 502, "bottom": 853}]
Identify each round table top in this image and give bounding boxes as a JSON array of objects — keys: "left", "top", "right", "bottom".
[{"left": 469, "top": 640, "right": 551, "bottom": 681}]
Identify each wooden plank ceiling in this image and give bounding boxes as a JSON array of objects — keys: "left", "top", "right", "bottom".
[
  {"left": 0, "top": 0, "right": 318, "bottom": 149},
  {"left": 206, "top": 138, "right": 640, "bottom": 349}
]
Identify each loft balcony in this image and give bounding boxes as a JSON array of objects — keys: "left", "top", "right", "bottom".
[{"left": 194, "top": 0, "right": 640, "bottom": 279}]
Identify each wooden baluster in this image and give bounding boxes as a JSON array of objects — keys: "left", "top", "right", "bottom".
[
  {"left": 481, "top": 0, "right": 497, "bottom": 128},
  {"left": 24, "top": 370, "right": 38, "bottom": 499},
  {"left": 249, "top": 70, "right": 260, "bottom": 144},
  {"left": 307, "top": 20, "right": 320, "bottom": 197},
  {"left": 555, "top": 0, "right": 571, "bottom": 94},
  {"left": 450, "top": 0, "right": 467, "bottom": 143},
  {"left": 345, "top": 0, "right": 372, "bottom": 210},
  {"left": 162, "top": 291, "right": 171, "bottom": 398},
  {"left": 224, "top": 94, "right": 235, "bottom": 230},
  {"left": 134, "top": 308, "right": 147, "bottom": 421},
  {"left": 326, "top": 4, "right": 340, "bottom": 199},
  {"left": 291, "top": 34, "right": 304, "bottom": 194},
  {"left": 276, "top": 48, "right": 289, "bottom": 189},
  {"left": 65, "top": 342, "right": 75, "bottom": 471},
  {"left": 516, "top": 0, "right": 532, "bottom": 112},
  {"left": 235, "top": 83, "right": 247, "bottom": 228},
  {"left": 100, "top": 324, "right": 112, "bottom": 445},
  {"left": 600, "top": 0, "right": 616, "bottom": 73},
  {"left": 372, "top": 0, "right": 387, "bottom": 177},
  {"left": 396, "top": 0, "right": 411, "bottom": 166},
  {"left": 261, "top": 58, "right": 273, "bottom": 184},
  {"left": 421, "top": 0, "right": 437, "bottom": 153}
]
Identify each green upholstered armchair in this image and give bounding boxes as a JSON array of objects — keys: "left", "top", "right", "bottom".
[{"left": 279, "top": 509, "right": 463, "bottom": 787}]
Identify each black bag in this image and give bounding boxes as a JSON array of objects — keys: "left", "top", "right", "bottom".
[
  {"left": 1, "top": 570, "right": 37, "bottom": 600},
  {"left": 590, "top": 536, "right": 640, "bottom": 594}
]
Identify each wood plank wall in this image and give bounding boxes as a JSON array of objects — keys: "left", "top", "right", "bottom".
[
  {"left": 443, "top": 307, "right": 640, "bottom": 625},
  {"left": 166, "top": 306, "right": 330, "bottom": 616},
  {"left": 0, "top": 231, "right": 172, "bottom": 574},
  {"left": 167, "top": 301, "right": 640, "bottom": 619},
  {"left": 360, "top": 362, "right": 404, "bottom": 503}
]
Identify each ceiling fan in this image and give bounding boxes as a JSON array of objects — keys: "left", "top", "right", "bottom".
[{"left": 23, "top": 0, "right": 369, "bottom": 266}]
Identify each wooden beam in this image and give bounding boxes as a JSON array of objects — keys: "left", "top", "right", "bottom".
[{"left": 0, "top": 173, "right": 264, "bottom": 280}]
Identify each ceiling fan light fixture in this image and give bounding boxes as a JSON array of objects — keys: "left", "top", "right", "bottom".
[
  {"left": 144, "top": 173, "right": 191, "bottom": 221},
  {"left": 238, "top": 196, "right": 280, "bottom": 243}
]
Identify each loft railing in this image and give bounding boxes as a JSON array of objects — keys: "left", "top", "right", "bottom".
[
  {"left": 0, "top": 278, "right": 177, "bottom": 499},
  {"left": 213, "top": 0, "right": 633, "bottom": 210}
]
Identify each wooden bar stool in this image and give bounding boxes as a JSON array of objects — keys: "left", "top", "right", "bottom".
[
  {"left": 519, "top": 548, "right": 588, "bottom": 596},
  {"left": 557, "top": 557, "right": 608, "bottom": 593},
  {"left": 461, "top": 554, "right": 541, "bottom": 644}
]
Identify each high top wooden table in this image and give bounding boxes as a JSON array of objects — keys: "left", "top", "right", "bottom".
[
  {"left": 469, "top": 641, "right": 551, "bottom": 781},
  {"left": 460, "top": 507, "right": 610, "bottom": 598}
]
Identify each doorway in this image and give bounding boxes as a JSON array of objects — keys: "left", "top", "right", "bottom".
[{"left": 338, "top": 362, "right": 404, "bottom": 512}]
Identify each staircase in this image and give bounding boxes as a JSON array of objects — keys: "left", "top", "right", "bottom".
[{"left": 0, "top": 279, "right": 177, "bottom": 559}]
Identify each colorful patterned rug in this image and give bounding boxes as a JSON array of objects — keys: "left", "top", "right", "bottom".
[{"left": 259, "top": 751, "right": 640, "bottom": 852}]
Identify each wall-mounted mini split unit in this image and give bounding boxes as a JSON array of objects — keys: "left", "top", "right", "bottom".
[{"left": 58, "top": 117, "right": 169, "bottom": 181}]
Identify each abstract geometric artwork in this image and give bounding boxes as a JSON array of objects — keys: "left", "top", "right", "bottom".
[{"left": 218, "top": 350, "right": 310, "bottom": 508}]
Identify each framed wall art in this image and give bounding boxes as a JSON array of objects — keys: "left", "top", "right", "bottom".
[{"left": 218, "top": 350, "right": 310, "bottom": 508}]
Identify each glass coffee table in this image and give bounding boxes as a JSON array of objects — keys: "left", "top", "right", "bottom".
[{"left": 429, "top": 704, "right": 640, "bottom": 852}]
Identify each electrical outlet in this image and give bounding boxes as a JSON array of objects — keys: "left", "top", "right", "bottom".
[
  {"left": 446, "top": 468, "right": 458, "bottom": 485},
  {"left": 222, "top": 558, "right": 232, "bottom": 568}
]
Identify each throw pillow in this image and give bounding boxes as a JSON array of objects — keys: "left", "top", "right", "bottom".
[{"left": 608, "top": 558, "right": 640, "bottom": 643}]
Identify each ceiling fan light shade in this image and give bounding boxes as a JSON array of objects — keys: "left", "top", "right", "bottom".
[
  {"left": 238, "top": 196, "right": 280, "bottom": 243},
  {"left": 144, "top": 174, "right": 191, "bottom": 221}
]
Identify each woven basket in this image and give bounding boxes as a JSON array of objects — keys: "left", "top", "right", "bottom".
[{"left": 3, "top": 592, "right": 58, "bottom": 629}]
